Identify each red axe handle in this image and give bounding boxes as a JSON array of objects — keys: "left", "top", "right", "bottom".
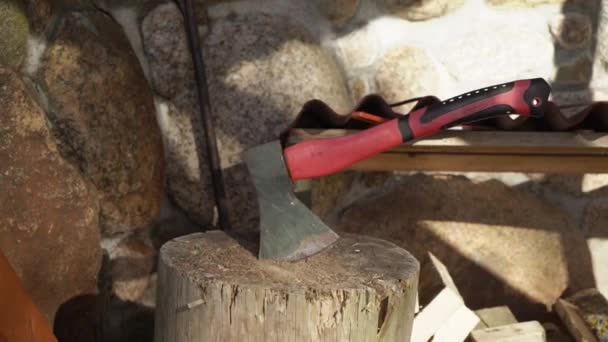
[{"left": 285, "top": 78, "right": 551, "bottom": 180}]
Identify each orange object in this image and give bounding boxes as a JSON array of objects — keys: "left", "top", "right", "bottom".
[
  {"left": 351, "top": 111, "right": 389, "bottom": 125},
  {"left": 0, "top": 251, "right": 57, "bottom": 342}
]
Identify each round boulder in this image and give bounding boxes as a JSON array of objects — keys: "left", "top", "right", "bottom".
[
  {"left": 23, "top": 0, "right": 53, "bottom": 35},
  {"left": 438, "top": 23, "right": 553, "bottom": 89},
  {"left": 486, "top": 0, "right": 565, "bottom": 6},
  {"left": 374, "top": 46, "right": 440, "bottom": 113},
  {"left": 0, "top": 0, "right": 29, "bottom": 68},
  {"left": 384, "top": 0, "right": 465, "bottom": 21},
  {"left": 549, "top": 12, "right": 592, "bottom": 50},
  {"left": 0, "top": 68, "right": 102, "bottom": 322},
  {"left": 142, "top": 6, "right": 352, "bottom": 230},
  {"left": 314, "top": 0, "right": 361, "bottom": 26},
  {"left": 335, "top": 173, "right": 594, "bottom": 320},
  {"left": 109, "top": 237, "right": 156, "bottom": 302},
  {"left": 42, "top": 12, "right": 164, "bottom": 235},
  {"left": 141, "top": 2, "right": 191, "bottom": 98}
]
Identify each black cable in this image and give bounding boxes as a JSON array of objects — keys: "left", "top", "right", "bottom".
[
  {"left": 179, "top": 0, "right": 231, "bottom": 230},
  {"left": 388, "top": 96, "right": 428, "bottom": 108}
]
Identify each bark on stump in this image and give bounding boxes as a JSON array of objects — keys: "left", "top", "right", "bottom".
[{"left": 155, "top": 231, "right": 420, "bottom": 342}]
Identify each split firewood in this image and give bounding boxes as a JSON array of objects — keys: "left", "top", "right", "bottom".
[
  {"left": 474, "top": 306, "right": 518, "bottom": 330},
  {"left": 411, "top": 253, "right": 479, "bottom": 342},
  {"left": 470, "top": 321, "right": 546, "bottom": 342},
  {"left": 433, "top": 305, "right": 480, "bottom": 342},
  {"left": 411, "top": 288, "right": 465, "bottom": 342}
]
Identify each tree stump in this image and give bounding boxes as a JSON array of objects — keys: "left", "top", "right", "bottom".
[{"left": 155, "top": 231, "right": 419, "bottom": 342}]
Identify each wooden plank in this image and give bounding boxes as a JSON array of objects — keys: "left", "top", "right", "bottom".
[
  {"left": 470, "top": 321, "right": 546, "bottom": 342},
  {"left": 428, "top": 252, "right": 461, "bottom": 298},
  {"left": 286, "top": 129, "right": 608, "bottom": 173},
  {"left": 156, "top": 231, "right": 419, "bottom": 342},
  {"left": 350, "top": 153, "right": 608, "bottom": 174},
  {"left": 474, "top": 306, "right": 518, "bottom": 330},
  {"left": 287, "top": 129, "right": 608, "bottom": 156},
  {"left": 411, "top": 288, "right": 463, "bottom": 342},
  {"left": 554, "top": 299, "right": 599, "bottom": 342},
  {"left": 433, "top": 305, "right": 480, "bottom": 342}
]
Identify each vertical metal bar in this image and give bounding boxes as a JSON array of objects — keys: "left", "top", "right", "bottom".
[{"left": 181, "top": 0, "right": 231, "bottom": 230}]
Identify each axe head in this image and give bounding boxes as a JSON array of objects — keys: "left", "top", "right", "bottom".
[{"left": 245, "top": 140, "right": 339, "bottom": 261}]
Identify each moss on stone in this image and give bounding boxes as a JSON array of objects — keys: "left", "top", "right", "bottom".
[{"left": 0, "top": 0, "right": 29, "bottom": 68}]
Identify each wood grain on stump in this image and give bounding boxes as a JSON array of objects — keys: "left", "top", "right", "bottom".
[{"left": 155, "top": 231, "right": 419, "bottom": 342}]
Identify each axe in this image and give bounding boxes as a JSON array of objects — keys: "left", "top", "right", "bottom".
[{"left": 246, "top": 78, "right": 551, "bottom": 261}]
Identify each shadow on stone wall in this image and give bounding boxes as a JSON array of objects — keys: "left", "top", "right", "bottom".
[
  {"left": 553, "top": 0, "right": 601, "bottom": 91},
  {"left": 54, "top": 294, "right": 155, "bottom": 342},
  {"left": 53, "top": 251, "right": 156, "bottom": 342},
  {"left": 328, "top": 172, "right": 604, "bottom": 321}
]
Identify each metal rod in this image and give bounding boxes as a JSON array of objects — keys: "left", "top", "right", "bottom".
[{"left": 181, "top": 0, "right": 231, "bottom": 230}]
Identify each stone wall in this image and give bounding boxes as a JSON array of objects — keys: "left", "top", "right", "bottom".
[{"left": 1, "top": 0, "right": 607, "bottom": 340}]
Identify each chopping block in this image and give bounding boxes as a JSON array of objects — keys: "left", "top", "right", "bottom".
[{"left": 155, "top": 231, "right": 419, "bottom": 342}]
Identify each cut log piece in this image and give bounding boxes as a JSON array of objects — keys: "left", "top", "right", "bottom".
[
  {"left": 474, "top": 306, "right": 518, "bottom": 330},
  {"left": 567, "top": 289, "right": 608, "bottom": 341},
  {"left": 555, "top": 298, "right": 599, "bottom": 342},
  {"left": 470, "top": 321, "right": 546, "bottom": 342},
  {"left": 155, "top": 231, "right": 420, "bottom": 342}
]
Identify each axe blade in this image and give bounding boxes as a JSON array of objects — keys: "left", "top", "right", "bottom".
[{"left": 245, "top": 140, "right": 339, "bottom": 261}]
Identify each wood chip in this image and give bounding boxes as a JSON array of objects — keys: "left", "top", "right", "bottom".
[
  {"left": 471, "top": 321, "right": 546, "bottom": 342},
  {"left": 474, "top": 306, "right": 518, "bottom": 330}
]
